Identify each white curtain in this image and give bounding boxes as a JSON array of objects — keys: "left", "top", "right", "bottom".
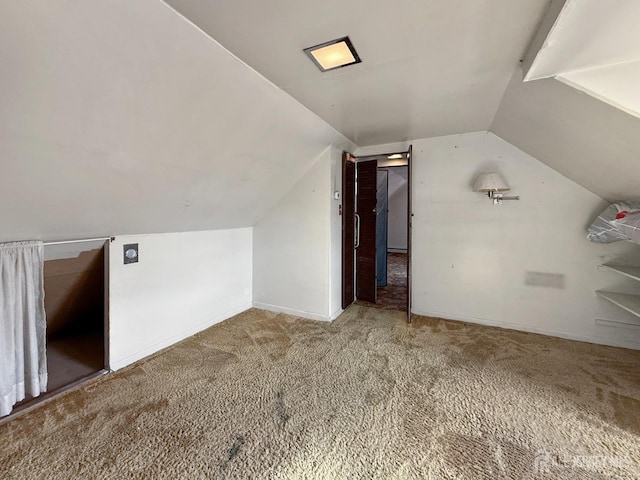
[{"left": 0, "top": 241, "right": 47, "bottom": 417}]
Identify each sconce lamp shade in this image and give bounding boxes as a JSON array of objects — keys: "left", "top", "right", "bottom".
[{"left": 473, "top": 172, "right": 510, "bottom": 192}]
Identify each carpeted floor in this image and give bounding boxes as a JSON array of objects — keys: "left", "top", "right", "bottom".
[{"left": 1, "top": 306, "right": 639, "bottom": 479}]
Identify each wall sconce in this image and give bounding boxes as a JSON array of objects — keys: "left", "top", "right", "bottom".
[{"left": 473, "top": 172, "right": 520, "bottom": 205}]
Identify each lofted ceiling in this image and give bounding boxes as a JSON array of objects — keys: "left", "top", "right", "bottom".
[
  {"left": 492, "top": 66, "right": 640, "bottom": 202},
  {"left": 495, "top": 0, "right": 640, "bottom": 202},
  {"left": 0, "top": 0, "right": 355, "bottom": 242},
  {"left": 523, "top": 0, "right": 640, "bottom": 118},
  {"left": 3, "top": 0, "right": 639, "bottom": 245},
  {"left": 163, "top": 0, "right": 549, "bottom": 146},
  {"left": 523, "top": 0, "right": 640, "bottom": 80}
]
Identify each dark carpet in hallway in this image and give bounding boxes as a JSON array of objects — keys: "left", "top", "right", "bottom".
[{"left": 358, "top": 252, "right": 408, "bottom": 311}]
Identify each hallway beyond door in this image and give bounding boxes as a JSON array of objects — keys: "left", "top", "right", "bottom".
[{"left": 357, "top": 253, "right": 407, "bottom": 311}]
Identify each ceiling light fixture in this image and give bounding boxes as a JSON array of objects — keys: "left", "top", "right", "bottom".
[
  {"left": 387, "top": 154, "right": 403, "bottom": 160},
  {"left": 304, "top": 36, "right": 361, "bottom": 72}
]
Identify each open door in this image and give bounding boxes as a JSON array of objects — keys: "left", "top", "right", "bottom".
[
  {"left": 376, "top": 170, "right": 388, "bottom": 287},
  {"left": 342, "top": 153, "right": 356, "bottom": 309},
  {"left": 356, "top": 160, "right": 378, "bottom": 303},
  {"left": 407, "top": 145, "right": 413, "bottom": 323}
]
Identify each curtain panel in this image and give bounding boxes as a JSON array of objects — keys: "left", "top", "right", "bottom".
[{"left": 0, "top": 241, "right": 47, "bottom": 417}]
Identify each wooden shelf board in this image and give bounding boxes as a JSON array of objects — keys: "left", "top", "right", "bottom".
[{"left": 596, "top": 290, "right": 640, "bottom": 319}]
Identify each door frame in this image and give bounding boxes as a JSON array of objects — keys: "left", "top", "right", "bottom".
[
  {"left": 341, "top": 152, "right": 356, "bottom": 309},
  {"left": 406, "top": 145, "right": 413, "bottom": 323},
  {"left": 341, "top": 148, "right": 413, "bottom": 322}
]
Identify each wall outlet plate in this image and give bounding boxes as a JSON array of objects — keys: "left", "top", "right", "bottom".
[{"left": 123, "top": 243, "right": 139, "bottom": 264}]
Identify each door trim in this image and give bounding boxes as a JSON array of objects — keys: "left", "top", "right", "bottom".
[
  {"left": 407, "top": 145, "right": 413, "bottom": 323},
  {"left": 341, "top": 152, "right": 356, "bottom": 309}
]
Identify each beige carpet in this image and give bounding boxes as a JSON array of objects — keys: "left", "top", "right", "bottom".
[{"left": 1, "top": 306, "right": 639, "bottom": 479}]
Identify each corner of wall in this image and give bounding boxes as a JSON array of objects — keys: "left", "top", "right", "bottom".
[{"left": 252, "top": 149, "right": 334, "bottom": 320}]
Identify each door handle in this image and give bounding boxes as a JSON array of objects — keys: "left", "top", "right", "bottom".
[{"left": 354, "top": 213, "right": 361, "bottom": 248}]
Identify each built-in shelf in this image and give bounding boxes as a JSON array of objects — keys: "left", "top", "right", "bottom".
[
  {"left": 599, "top": 264, "right": 640, "bottom": 282},
  {"left": 596, "top": 291, "right": 640, "bottom": 319},
  {"left": 596, "top": 263, "right": 640, "bottom": 324}
]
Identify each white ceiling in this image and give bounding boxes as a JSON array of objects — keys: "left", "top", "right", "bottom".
[
  {"left": 523, "top": 0, "right": 640, "bottom": 80},
  {"left": 492, "top": 67, "right": 640, "bottom": 202},
  {"left": 4, "top": 0, "right": 639, "bottom": 245},
  {"left": 559, "top": 61, "right": 640, "bottom": 118},
  {"left": 523, "top": 0, "right": 640, "bottom": 119},
  {"left": 0, "top": 0, "right": 354, "bottom": 242},
  {"left": 163, "top": 0, "right": 549, "bottom": 146}
]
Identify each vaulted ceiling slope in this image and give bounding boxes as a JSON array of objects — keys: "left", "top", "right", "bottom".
[
  {"left": 0, "top": 0, "right": 354, "bottom": 243},
  {"left": 163, "top": 0, "right": 549, "bottom": 146},
  {"left": 491, "top": 67, "right": 640, "bottom": 202}
]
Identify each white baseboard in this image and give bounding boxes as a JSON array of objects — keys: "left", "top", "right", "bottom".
[
  {"left": 109, "top": 303, "right": 252, "bottom": 370},
  {"left": 330, "top": 308, "right": 343, "bottom": 321},
  {"left": 411, "top": 308, "right": 640, "bottom": 351},
  {"left": 252, "top": 301, "right": 331, "bottom": 322}
]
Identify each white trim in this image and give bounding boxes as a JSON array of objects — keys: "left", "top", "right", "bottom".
[
  {"left": 44, "top": 237, "right": 111, "bottom": 246},
  {"left": 330, "top": 308, "right": 343, "bottom": 321},
  {"left": 109, "top": 303, "right": 252, "bottom": 370},
  {"left": 253, "top": 302, "right": 331, "bottom": 322},
  {"left": 411, "top": 308, "right": 640, "bottom": 351}
]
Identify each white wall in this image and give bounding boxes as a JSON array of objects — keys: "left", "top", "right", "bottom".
[
  {"left": 253, "top": 150, "right": 334, "bottom": 321},
  {"left": 329, "top": 148, "right": 344, "bottom": 319},
  {"left": 109, "top": 228, "right": 252, "bottom": 370},
  {"left": 386, "top": 167, "right": 408, "bottom": 252},
  {"left": 410, "top": 131, "right": 640, "bottom": 349}
]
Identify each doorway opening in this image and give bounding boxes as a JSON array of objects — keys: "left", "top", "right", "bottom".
[
  {"left": 374, "top": 164, "right": 409, "bottom": 311},
  {"left": 341, "top": 148, "right": 412, "bottom": 320},
  {"left": 7, "top": 240, "right": 109, "bottom": 418}
]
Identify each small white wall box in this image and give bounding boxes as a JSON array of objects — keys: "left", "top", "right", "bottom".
[{"left": 123, "top": 244, "right": 139, "bottom": 264}]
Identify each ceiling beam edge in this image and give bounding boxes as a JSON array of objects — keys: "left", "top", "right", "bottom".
[{"left": 522, "top": 0, "right": 570, "bottom": 82}]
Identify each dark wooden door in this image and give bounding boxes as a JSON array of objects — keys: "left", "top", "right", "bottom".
[
  {"left": 356, "top": 159, "right": 378, "bottom": 303},
  {"left": 407, "top": 145, "right": 413, "bottom": 322},
  {"left": 342, "top": 153, "right": 356, "bottom": 309}
]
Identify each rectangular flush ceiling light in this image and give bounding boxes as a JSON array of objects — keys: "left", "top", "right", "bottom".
[{"left": 304, "top": 36, "right": 361, "bottom": 72}]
